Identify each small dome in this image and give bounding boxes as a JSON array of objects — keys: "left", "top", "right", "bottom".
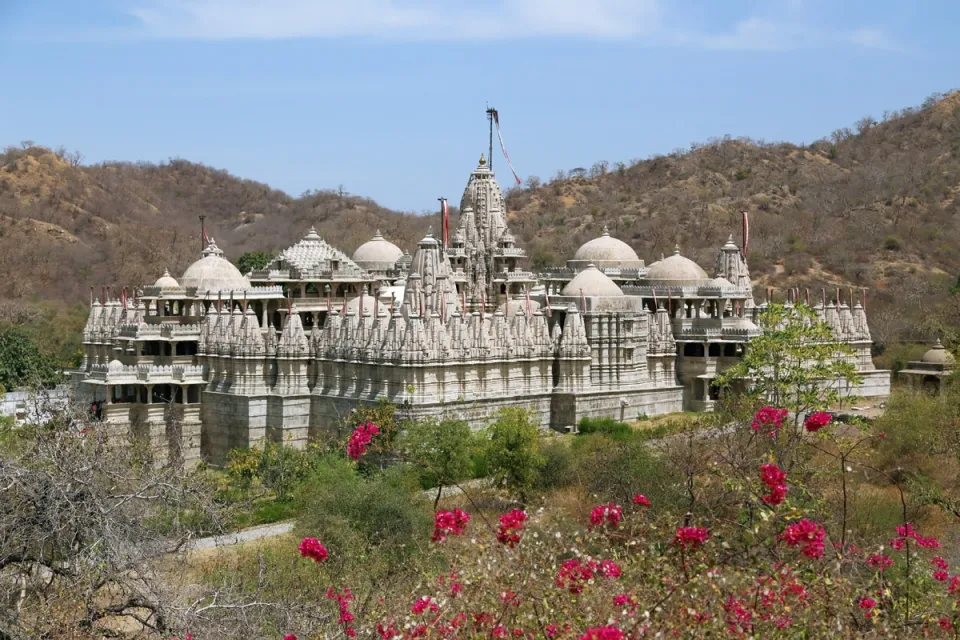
[
  {"left": 497, "top": 298, "right": 543, "bottom": 317},
  {"left": 180, "top": 239, "right": 251, "bottom": 293},
  {"left": 561, "top": 264, "right": 624, "bottom": 297},
  {"left": 574, "top": 226, "right": 640, "bottom": 263},
  {"left": 711, "top": 277, "right": 733, "bottom": 288},
  {"left": 345, "top": 295, "right": 389, "bottom": 316},
  {"left": 153, "top": 268, "right": 180, "bottom": 289},
  {"left": 646, "top": 245, "right": 709, "bottom": 284},
  {"left": 921, "top": 339, "right": 955, "bottom": 366},
  {"left": 107, "top": 359, "right": 125, "bottom": 373},
  {"left": 352, "top": 230, "right": 404, "bottom": 267}
]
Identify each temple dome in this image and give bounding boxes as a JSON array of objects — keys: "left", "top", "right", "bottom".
[
  {"left": 180, "top": 239, "right": 250, "bottom": 292},
  {"left": 153, "top": 268, "right": 180, "bottom": 289},
  {"left": 352, "top": 230, "right": 404, "bottom": 266},
  {"left": 574, "top": 227, "right": 639, "bottom": 263},
  {"left": 561, "top": 264, "right": 624, "bottom": 297},
  {"left": 107, "top": 359, "right": 125, "bottom": 373},
  {"left": 646, "top": 246, "right": 709, "bottom": 284},
  {"left": 921, "top": 339, "right": 955, "bottom": 366}
]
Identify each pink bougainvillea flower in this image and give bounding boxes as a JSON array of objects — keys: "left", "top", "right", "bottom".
[
  {"left": 431, "top": 508, "right": 471, "bottom": 543},
  {"left": 298, "top": 537, "right": 328, "bottom": 563},
  {"left": 578, "top": 626, "right": 624, "bottom": 640},
  {"left": 803, "top": 411, "right": 832, "bottom": 432},
  {"left": 632, "top": 494, "right": 651, "bottom": 507},
  {"left": 948, "top": 575, "right": 960, "bottom": 595},
  {"left": 555, "top": 558, "right": 595, "bottom": 594},
  {"left": 411, "top": 596, "right": 439, "bottom": 615},
  {"left": 866, "top": 554, "right": 894, "bottom": 572},
  {"left": 760, "top": 463, "right": 788, "bottom": 506},
  {"left": 283, "top": 635, "right": 297, "bottom": 640},
  {"left": 932, "top": 556, "right": 949, "bottom": 570},
  {"left": 674, "top": 526, "right": 711, "bottom": 551},
  {"left": 346, "top": 422, "right": 380, "bottom": 461},
  {"left": 933, "top": 570, "right": 949, "bottom": 582},
  {"left": 780, "top": 519, "right": 826, "bottom": 559},
  {"left": 892, "top": 522, "right": 940, "bottom": 549},
  {"left": 496, "top": 510, "right": 528, "bottom": 548},
  {"left": 598, "top": 560, "right": 622, "bottom": 578},
  {"left": 589, "top": 502, "right": 623, "bottom": 530},
  {"left": 858, "top": 596, "right": 877, "bottom": 619},
  {"left": 751, "top": 406, "right": 789, "bottom": 437},
  {"left": 376, "top": 623, "right": 401, "bottom": 639},
  {"left": 326, "top": 587, "right": 357, "bottom": 637},
  {"left": 940, "top": 618, "right": 955, "bottom": 631}
]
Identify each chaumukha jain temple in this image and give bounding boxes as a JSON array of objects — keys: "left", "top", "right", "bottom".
[{"left": 72, "top": 153, "right": 890, "bottom": 467}]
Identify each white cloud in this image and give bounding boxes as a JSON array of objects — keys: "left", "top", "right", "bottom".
[{"left": 118, "top": 0, "right": 898, "bottom": 52}]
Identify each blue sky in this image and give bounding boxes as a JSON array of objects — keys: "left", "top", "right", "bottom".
[{"left": 1, "top": 1, "right": 957, "bottom": 212}]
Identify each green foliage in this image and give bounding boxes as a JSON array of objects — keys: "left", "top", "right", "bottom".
[
  {"left": 486, "top": 407, "right": 545, "bottom": 501},
  {"left": 873, "top": 383, "right": 960, "bottom": 470},
  {"left": 295, "top": 456, "right": 433, "bottom": 576},
  {"left": 225, "top": 441, "right": 314, "bottom": 501},
  {"left": 234, "top": 250, "right": 273, "bottom": 275},
  {"left": 400, "top": 417, "right": 476, "bottom": 497},
  {"left": 0, "top": 326, "right": 61, "bottom": 390},
  {"left": 534, "top": 439, "right": 575, "bottom": 491},
  {"left": 883, "top": 235, "right": 903, "bottom": 251},
  {"left": 715, "top": 303, "right": 861, "bottom": 414},
  {"left": 734, "top": 167, "right": 751, "bottom": 181},
  {"left": 576, "top": 416, "right": 632, "bottom": 439},
  {"left": 570, "top": 433, "right": 684, "bottom": 507}
]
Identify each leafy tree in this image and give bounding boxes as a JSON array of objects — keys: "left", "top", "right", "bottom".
[
  {"left": 715, "top": 303, "right": 861, "bottom": 416},
  {"left": 226, "top": 441, "right": 313, "bottom": 502},
  {"left": 486, "top": 408, "right": 545, "bottom": 502},
  {"left": 0, "top": 326, "right": 60, "bottom": 390},
  {"left": 400, "top": 417, "right": 475, "bottom": 508},
  {"left": 234, "top": 250, "right": 273, "bottom": 275}
]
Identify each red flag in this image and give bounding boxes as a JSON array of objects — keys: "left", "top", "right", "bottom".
[
  {"left": 441, "top": 198, "right": 449, "bottom": 249},
  {"left": 492, "top": 111, "right": 523, "bottom": 185},
  {"left": 741, "top": 210, "right": 749, "bottom": 258}
]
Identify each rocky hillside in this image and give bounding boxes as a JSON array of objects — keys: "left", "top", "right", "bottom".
[
  {"left": 2, "top": 90, "right": 959, "bottom": 358},
  {"left": 504, "top": 90, "right": 960, "bottom": 346}
]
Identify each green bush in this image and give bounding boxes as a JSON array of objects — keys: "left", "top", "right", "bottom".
[
  {"left": 883, "top": 235, "right": 903, "bottom": 251},
  {"left": 570, "top": 433, "right": 684, "bottom": 508},
  {"left": 295, "top": 456, "right": 433, "bottom": 577},
  {"left": 535, "top": 439, "right": 575, "bottom": 491},
  {"left": 486, "top": 408, "right": 545, "bottom": 501},
  {"left": 577, "top": 416, "right": 632, "bottom": 439}
]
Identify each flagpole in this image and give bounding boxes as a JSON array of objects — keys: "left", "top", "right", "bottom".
[
  {"left": 199, "top": 215, "right": 206, "bottom": 253},
  {"left": 486, "top": 105, "right": 496, "bottom": 172}
]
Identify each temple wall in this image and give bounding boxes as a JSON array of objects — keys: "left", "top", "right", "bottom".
[
  {"left": 552, "top": 385, "right": 685, "bottom": 431},
  {"left": 266, "top": 395, "right": 312, "bottom": 448},
  {"left": 201, "top": 391, "right": 268, "bottom": 464}
]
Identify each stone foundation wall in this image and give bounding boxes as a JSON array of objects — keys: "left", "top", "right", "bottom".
[{"left": 201, "top": 391, "right": 268, "bottom": 464}]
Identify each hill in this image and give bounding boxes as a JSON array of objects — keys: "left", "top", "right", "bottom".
[
  {"left": 2, "top": 90, "right": 959, "bottom": 364},
  {"left": 504, "top": 90, "right": 960, "bottom": 348}
]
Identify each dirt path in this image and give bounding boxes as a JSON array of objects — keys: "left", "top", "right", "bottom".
[{"left": 186, "top": 521, "right": 295, "bottom": 551}]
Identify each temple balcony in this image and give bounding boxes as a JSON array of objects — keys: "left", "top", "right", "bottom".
[
  {"left": 622, "top": 284, "right": 754, "bottom": 299},
  {"left": 672, "top": 318, "right": 763, "bottom": 341},
  {"left": 85, "top": 363, "right": 207, "bottom": 385}
]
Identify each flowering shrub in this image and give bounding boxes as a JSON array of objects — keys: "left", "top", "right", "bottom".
[
  {"left": 804, "top": 411, "right": 832, "bottom": 432},
  {"left": 327, "top": 587, "right": 357, "bottom": 637},
  {"left": 751, "top": 406, "right": 789, "bottom": 437},
  {"left": 496, "top": 509, "right": 528, "bottom": 548},
  {"left": 347, "top": 422, "right": 380, "bottom": 461},
  {"left": 431, "top": 508, "right": 470, "bottom": 543},
  {"left": 297, "top": 537, "right": 328, "bottom": 563},
  {"left": 780, "top": 519, "right": 826, "bottom": 559},
  {"left": 674, "top": 526, "right": 710, "bottom": 551},
  {"left": 759, "top": 463, "right": 788, "bottom": 505},
  {"left": 866, "top": 554, "right": 894, "bottom": 572},
  {"left": 588, "top": 502, "right": 622, "bottom": 530}
]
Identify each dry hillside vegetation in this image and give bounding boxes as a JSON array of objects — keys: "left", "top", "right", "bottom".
[{"left": 2, "top": 91, "right": 960, "bottom": 359}]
